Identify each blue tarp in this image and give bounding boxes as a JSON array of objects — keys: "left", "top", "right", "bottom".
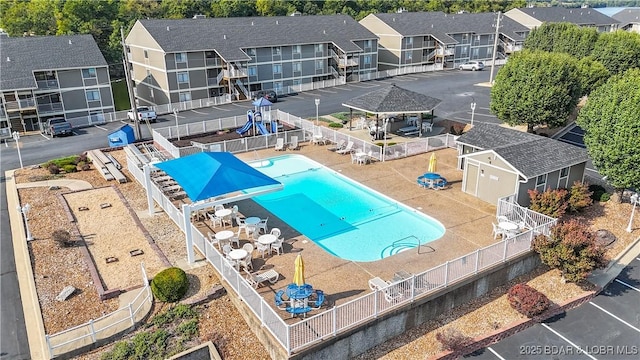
[{"left": 154, "top": 152, "right": 281, "bottom": 202}]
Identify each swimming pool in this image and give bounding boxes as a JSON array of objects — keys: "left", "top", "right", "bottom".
[{"left": 248, "top": 155, "right": 445, "bottom": 262}]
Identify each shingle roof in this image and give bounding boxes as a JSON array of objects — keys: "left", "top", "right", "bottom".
[
  {"left": 0, "top": 34, "right": 107, "bottom": 91},
  {"left": 517, "top": 7, "right": 619, "bottom": 26},
  {"left": 136, "top": 15, "right": 377, "bottom": 61},
  {"left": 371, "top": 12, "right": 529, "bottom": 44},
  {"left": 458, "top": 123, "right": 589, "bottom": 179},
  {"left": 342, "top": 84, "right": 441, "bottom": 114},
  {"left": 611, "top": 8, "right": 640, "bottom": 28}
]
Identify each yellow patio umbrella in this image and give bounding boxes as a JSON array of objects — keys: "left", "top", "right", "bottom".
[
  {"left": 428, "top": 152, "right": 437, "bottom": 173},
  {"left": 293, "top": 253, "right": 305, "bottom": 286}
]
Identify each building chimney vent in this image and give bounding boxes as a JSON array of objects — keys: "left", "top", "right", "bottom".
[
  {"left": 166, "top": 26, "right": 170, "bottom": 31},
  {"left": 251, "top": 21, "right": 254, "bottom": 25},
  {"left": 223, "top": 34, "right": 226, "bottom": 40},
  {"left": 276, "top": 20, "right": 279, "bottom": 25},
  {"left": 323, "top": 30, "right": 326, "bottom": 34},
  {"left": 6, "top": 57, "right": 10, "bottom": 62},
  {"left": 68, "top": 39, "right": 72, "bottom": 45}
]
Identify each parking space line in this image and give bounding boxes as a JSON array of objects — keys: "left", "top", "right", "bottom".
[
  {"left": 541, "top": 323, "right": 598, "bottom": 360},
  {"left": 589, "top": 302, "right": 640, "bottom": 332},
  {"left": 333, "top": 87, "right": 352, "bottom": 91},
  {"left": 318, "top": 89, "right": 336, "bottom": 93},
  {"left": 615, "top": 279, "right": 640, "bottom": 293},
  {"left": 348, "top": 83, "right": 379, "bottom": 88},
  {"left": 191, "top": 110, "right": 208, "bottom": 115},
  {"left": 94, "top": 125, "right": 109, "bottom": 131},
  {"left": 487, "top": 346, "right": 506, "bottom": 359},
  {"left": 211, "top": 106, "right": 230, "bottom": 111},
  {"left": 41, "top": 133, "right": 50, "bottom": 140}
]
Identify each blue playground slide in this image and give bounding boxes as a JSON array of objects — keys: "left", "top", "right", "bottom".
[
  {"left": 271, "top": 121, "right": 278, "bottom": 133},
  {"left": 236, "top": 110, "right": 270, "bottom": 135}
]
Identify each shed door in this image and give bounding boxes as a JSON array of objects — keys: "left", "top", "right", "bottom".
[{"left": 464, "top": 164, "right": 478, "bottom": 195}]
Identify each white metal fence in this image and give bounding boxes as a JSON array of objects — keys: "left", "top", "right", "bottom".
[
  {"left": 45, "top": 264, "right": 152, "bottom": 358},
  {"left": 125, "top": 148, "right": 557, "bottom": 355}
]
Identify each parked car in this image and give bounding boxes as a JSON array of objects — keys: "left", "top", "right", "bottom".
[
  {"left": 257, "top": 90, "right": 278, "bottom": 103},
  {"left": 127, "top": 106, "right": 157, "bottom": 123},
  {"left": 44, "top": 117, "right": 73, "bottom": 137},
  {"left": 459, "top": 61, "right": 485, "bottom": 71}
]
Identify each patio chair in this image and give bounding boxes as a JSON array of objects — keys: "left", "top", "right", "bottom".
[
  {"left": 289, "top": 136, "right": 300, "bottom": 150},
  {"left": 350, "top": 152, "right": 358, "bottom": 164},
  {"left": 497, "top": 215, "right": 510, "bottom": 223},
  {"left": 256, "top": 242, "right": 270, "bottom": 258},
  {"left": 231, "top": 205, "right": 239, "bottom": 225},
  {"left": 336, "top": 141, "right": 354, "bottom": 155},
  {"left": 274, "top": 138, "right": 285, "bottom": 151},
  {"left": 246, "top": 269, "right": 279, "bottom": 289},
  {"left": 492, "top": 223, "right": 506, "bottom": 239},
  {"left": 207, "top": 232, "right": 221, "bottom": 250},
  {"left": 257, "top": 217, "right": 269, "bottom": 234},
  {"left": 236, "top": 216, "right": 246, "bottom": 234},
  {"left": 229, "top": 233, "right": 240, "bottom": 248},
  {"left": 327, "top": 139, "right": 346, "bottom": 152},
  {"left": 214, "top": 204, "right": 225, "bottom": 212},
  {"left": 368, "top": 277, "right": 403, "bottom": 302},
  {"left": 246, "top": 224, "right": 259, "bottom": 239},
  {"left": 238, "top": 246, "right": 253, "bottom": 271},
  {"left": 208, "top": 213, "right": 222, "bottom": 228},
  {"left": 422, "top": 122, "right": 434, "bottom": 133}
]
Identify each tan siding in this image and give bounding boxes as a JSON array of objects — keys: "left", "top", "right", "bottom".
[
  {"left": 504, "top": 9, "right": 543, "bottom": 29},
  {"left": 360, "top": 15, "right": 401, "bottom": 68},
  {"left": 476, "top": 164, "right": 519, "bottom": 205}
]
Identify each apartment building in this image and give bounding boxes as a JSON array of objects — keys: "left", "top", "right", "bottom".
[
  {"left": 609, "top": 8, "right": 640, "bottom": 33},
  {"left": 505, "top": 7, "right": 619, "bottom": 32},
  {"left": 359, "top": 11, "right": 529, "bottom": 70},
  {"left": 125, "top": 15, "right": 378, "bottom": 107},
  {"left": 0, "top": 34, "right": 114, "bottom": 133}
]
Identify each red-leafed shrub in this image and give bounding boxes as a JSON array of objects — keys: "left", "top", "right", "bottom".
[
  {"left": 568, "top": 181, "right": 593, "bottom": 212},
  {"left": 507, "top": 283, "right": 551, "bottom": 318},
  {"left": 532, "top": 219, "right": 607, "bottom": 282},
  {"left": 528, "top": 188, "right": 568, "bottom": 218},
  {"left": 435, "top": 328, "right": 473, "bottom": 352}
]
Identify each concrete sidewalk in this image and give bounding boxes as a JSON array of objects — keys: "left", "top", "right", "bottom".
[{"left": 589, "top": 234, "right": 640, "bottom": 290}]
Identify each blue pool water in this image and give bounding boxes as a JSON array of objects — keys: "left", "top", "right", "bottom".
[{"left": 248, "top": 155, "right": 445, "bottom": 262}]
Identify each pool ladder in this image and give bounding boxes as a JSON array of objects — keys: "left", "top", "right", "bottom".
[{"left": 381, "top": 236, "right": 435, "bottom": 257}]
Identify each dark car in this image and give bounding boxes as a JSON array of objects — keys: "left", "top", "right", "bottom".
[{"left": 257, "top": 90, "right": 278, "bottom": 103}]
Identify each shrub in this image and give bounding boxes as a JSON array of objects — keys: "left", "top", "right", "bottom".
[
  {"left": 52, "top": 230, "right": 73, "bottom": 247},
  {"left": 328, "top": 122, "right": 343, "bottom": 128},
  {"left": 47, "top": 164, "right": 60, "bottom": 174},
  {"left": 532, "top": 219, "right": 607, "bottom": 282},
  {"left": 528, "top": 188, "right": 568, "bottom": 218},
  {"left": 588, "top": 184, "right": 610, "bottom": 202},
  {"left": 449, "top": 124, "right": 465, "bottom": 135},
  {"left": 176, "top": 319, "right": 198, "bottom": 338},
  {"left": 62, "top": 164, "right": 77, "bottom": 173},
  {"left": 507, "top": 283, "right": 551, "bottom": 318},
  {"left": 435, "top": 328, "right": 473, "bottom": 352},
  {"left": 151, "top": 267, "right": 189, "bottom": 302},
  {"left": 568, "top": 181, "right": 593, "bottom": 212}
]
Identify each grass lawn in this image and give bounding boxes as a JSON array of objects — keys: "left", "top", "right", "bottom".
[{"left": 111, "top": 79, "right": 131, "bottom": 111}]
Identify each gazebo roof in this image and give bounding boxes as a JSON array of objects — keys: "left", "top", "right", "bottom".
[{"left": 342, "top": 84, "right": 442, "bottom": 115}]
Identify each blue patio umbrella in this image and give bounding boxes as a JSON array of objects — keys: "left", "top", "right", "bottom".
[{"left": 154, "top": 152, "right": 281, "bottom": 202}]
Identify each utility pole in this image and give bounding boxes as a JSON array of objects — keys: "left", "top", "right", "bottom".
[
  {"left": 121, "top": 27, "right": 141, "bottom": 140},
  {"left": 489, "top": 11, "right": 502, "bottom": 85}
]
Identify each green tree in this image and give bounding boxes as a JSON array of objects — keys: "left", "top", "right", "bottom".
[
  {"left": 490, "top": 50, "right": 582, "bottom": 132},
  {"left": 524, "top": 22, "right": 598, "bottom": 59},
  {"left": 591, "top": 30, "right": 640, "bottom": 75},
  {"left": 532, "top": 219, "right": 607, "bottom": 283},
  {"left": 576, "top": 69, "right": 640, "bottom": 195},
  {"left": 576, "top": 56, "right": 609, "bottom": 96}
]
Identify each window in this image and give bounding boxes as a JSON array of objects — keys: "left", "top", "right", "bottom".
[
  {"left": 82, "top": 68, "right": 96, "bottom": 79},
  {"left": 175, "top": 53, "right": 187, "bottom": 63},
  {"left": 462, "top": 34, "right": 469, "bottom": 43},
  {"left": 144, "top": 50, "right": 148, "bottom": 59},
  {"left": 487, "top": 46, "right": 493, "bottom": 57},
  {"left": 273, "top": 64, "right": 282, "bottom": 74},
  {"left": 489, "top": 34, "right": 495, "bottom": 42},
  {"left": 535, "top": 174, "right": 547, "bottom": 192},
  {"left": 274, "top": 82, "right": 282, "bottom": 92},
  {"left": 405, "top": 51, "right": 412, "bottom": 63},
  {"left": 246, "top": 48, "right": 256, "bottom": 56},
  {"left": 272, "top": 47, "right": 281, "bottom": 56},
  {"left": 315, "top": 60, "right": 323, "bottom": 70},
  {"left": 472, "top": 48, "right": 479, "bottom": 58},
  {"left": 364, "top": 55, "right": 371, "bottom": 65},
  {"left": 293, "top": 62, "right": 302, "bottom": 72},
  {"left": 248, "top": 66, "right": 257, "bottom": 76},
  {"left": 179, "top": 92, "right": 191, "bottom": 102},
  {"left": 474, "top": 35, "right": 481, "bottom": 43},
  {"left": 315, "top": 44, "right": 323, "bottom": 53},
  {"left": 558, "top": 167, "right": 570, "bottom": 188},
  {"left": 406, "top": 37, "right": 413, "bottom": 47},
  {"left": 292, "top": 45, "right": 301, "bottom": 54},
  {"left": 86, "top": 90, "right": 100, "bottom": 101},
  {"left": 461, "top": 46, "right": 468, "bottom": 56},
  {"left": 364, "top": 39, "right": 372, "bottom": 49},
  {"left": 177, "top": 72, "right": 189, "bottom": 84}
]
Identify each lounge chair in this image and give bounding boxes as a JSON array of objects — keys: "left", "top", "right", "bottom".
[
  {"left": 289, "top": 136, "right": 300, "bottom": 150},
  {"left": 274, "top": 138, "right": 285, "bottom": 151},
  {"left": 246, "top": 269, "right": 279, "bottom": 289},
  {"left": 335, "top": 141, "right": 354, "bottom": 155},
  {"left": 327, "top": 139, "right": 346, "bottom": 152},
  {"left": 368, "top": 277, "right": 403, "bottom": 302}
]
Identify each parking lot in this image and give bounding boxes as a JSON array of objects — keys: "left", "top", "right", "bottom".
[{"left": 469, "top": 257, "right": 640, "bottom": 360}]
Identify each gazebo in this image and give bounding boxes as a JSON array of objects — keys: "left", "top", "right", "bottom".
[{"left": 342, "top": 84, "right": 442, "bottom": 138}]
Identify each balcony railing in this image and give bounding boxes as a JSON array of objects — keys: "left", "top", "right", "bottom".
[
  {"left": 205, "top": 58, "right": 222, "bottom": 67},
  {"left": 37, "top": 103, "right": 64, "bottom": 113},
  {"left": 4, "top": 99, "right": 36, "bottom": 111},
  {"left": 223, "top": 68, "right": 248, "bottom": 78},
  {"left": 436, "top": 48, "right": 455, "bottom": 56},
  {"left": 36, "top": 80, "right": 59, "bottom": 89},
  {"left": 338, "top": 57, "right": 359, "bottom": 67}
]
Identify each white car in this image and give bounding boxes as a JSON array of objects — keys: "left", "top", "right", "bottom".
[{"left": 459, "top": 61, "right": 485, "bottom": 71}]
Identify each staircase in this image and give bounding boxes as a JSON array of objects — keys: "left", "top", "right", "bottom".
[{"left": 233, "top": 80, "right": 250, "bottom": 100}]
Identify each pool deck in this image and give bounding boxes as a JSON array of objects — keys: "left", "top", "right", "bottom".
[{"left": 193, "top": 141, "right": 498, "bottom": 323}]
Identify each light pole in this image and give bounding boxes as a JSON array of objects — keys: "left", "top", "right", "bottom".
[
  {"left": 173, "top": 108, "right": 180, "bottom": 141},
  {"left": 626, "top": 192, "right": 639, "bottom": 233},
  {"left": 470, "top": 102, "right": 477, "bottom": 126},
  {"left": 489, "top": 11, "right": 502, "bottom": 85},
  {"left": 315, "top": 98, "right": 320, "bottom": 126},
  {"left": 16, "top": 203, "right": 33, "bottom": 241},
  {"left": 12, "top": 131, "right": 23, "bottom": 169}
]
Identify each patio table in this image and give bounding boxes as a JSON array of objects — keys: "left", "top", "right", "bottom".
[
  {"left": 257, "top": 234, "right": 276, "bottom": 246},
  {"left": 245, "top": 217, "right": 261, "bottom": 225}
]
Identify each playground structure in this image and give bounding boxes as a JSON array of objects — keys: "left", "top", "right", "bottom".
[{"left": 237, "top": 110, "right": 279, "bottom": 136}]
